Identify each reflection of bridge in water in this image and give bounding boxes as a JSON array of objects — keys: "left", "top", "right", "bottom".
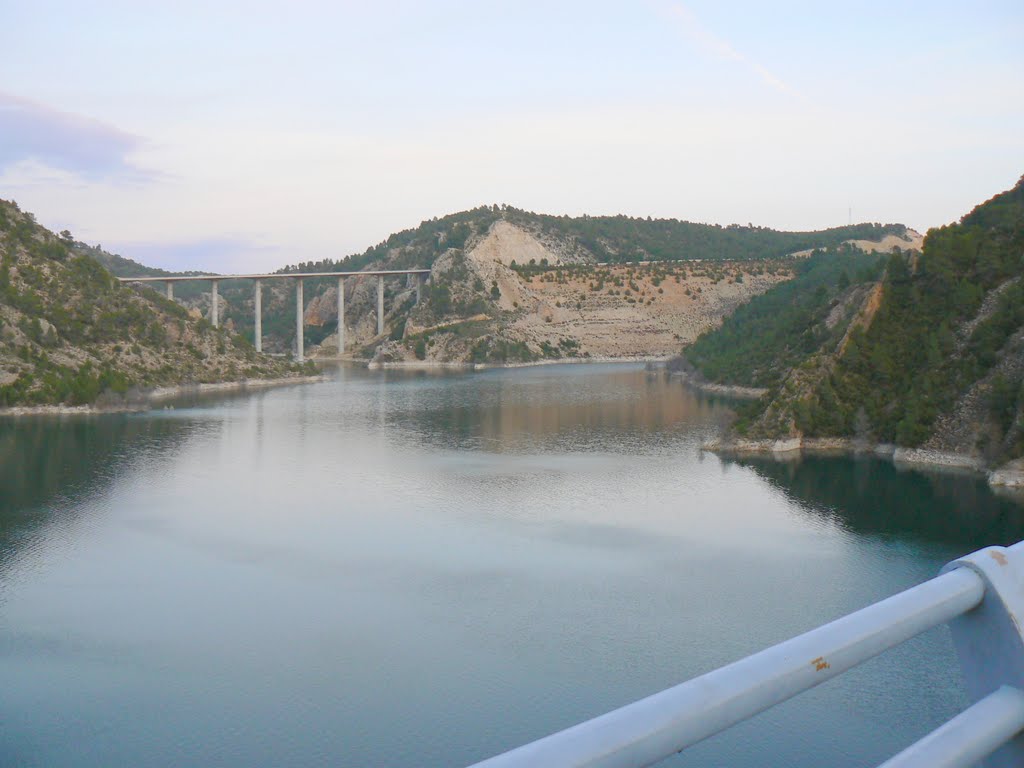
[{"left": 118, "top": 269, "right": 431, "bottom": 362}]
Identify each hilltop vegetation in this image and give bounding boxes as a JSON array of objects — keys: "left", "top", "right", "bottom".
[
  {"left": 692, "top": 176, "right": 1024, "bottom": 469},
  {"left": 287, "top": 205, "right": 909, "bottom": 274},
  {"left": 0, "top": 200, "right": 306, "bottom": 408},
  {"left": 499, "top": 209, "right": 905, "bottom": 264}
]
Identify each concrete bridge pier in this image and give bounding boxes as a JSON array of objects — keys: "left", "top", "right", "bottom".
[
  {"left": 295, "top": 278, "right": 304, "bottom": 362},
  {"left": 254, "top": 279, "right": 263, "bottom": 353},
  {"left": 337, "top": 277, "right": 345, "bottom": 354},
  {"left": 117, "top": 268, "right": 430, "bottom": 358}
]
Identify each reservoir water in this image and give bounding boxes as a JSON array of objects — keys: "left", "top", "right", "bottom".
[{"left": 2, "top": 363, "right": 1023, "bottom": 767}]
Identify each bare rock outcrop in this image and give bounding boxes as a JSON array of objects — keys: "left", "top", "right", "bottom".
[
  {"left": 472, "top": 220, "right": 572, "bottom": 267},
  {"left": 304, "top": 286, "right": 338, "bottom": 326},
  {"left": 464, "top": 224, "right": 541, "bottom": 311}
]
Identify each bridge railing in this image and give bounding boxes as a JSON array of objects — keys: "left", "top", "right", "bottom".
[{"left": 467, "top": 542, "right": 1024, "bottom": 768}]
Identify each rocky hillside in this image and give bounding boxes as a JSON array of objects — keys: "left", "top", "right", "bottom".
[
  {"left": 695, "top": 176, "right": 1024, "bottom": 474},
  {"left": 357, "top": 222, "right": 797, "bottom": 365},
  {"left": 76, "top": 243, "right": 312, "bottom": 356},
  {"left": 0, "top": 200, "right": 307, "bottom": 408},
  {"left": 682, "top": 245, "right": 892, "bottom": 391},
  {"left": 286, "top": 210, "right": 917, "bottom": 366}
]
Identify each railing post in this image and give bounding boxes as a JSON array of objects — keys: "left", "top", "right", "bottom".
[{"left": 940, "top": 543, "right": 1024, "bottom": 767}]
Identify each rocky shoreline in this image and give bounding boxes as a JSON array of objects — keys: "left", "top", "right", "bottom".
[
  {"left": 0, "top": 374, "right": 327, "bottom": 417},
  {"left": 703, "top": 435, "right": 1024, "bottom": 490}
]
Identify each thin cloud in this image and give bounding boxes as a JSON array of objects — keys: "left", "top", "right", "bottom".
[
  {"left": 0, "top": 92, "right": 155, "bottom": 181},
  {"left": 665, "top": 3, "right": 796, "bottom": 95}
]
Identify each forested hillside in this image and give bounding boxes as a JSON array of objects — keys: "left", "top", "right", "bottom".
[
  {"left": 0, "top": 200, "right": 305, "bottom": 408},
  {"left": 697, "top": 176, "right": 1024, "bottom": 469},
  {"left": 684, "top": 246, "right": 887, "bottom": 389}
]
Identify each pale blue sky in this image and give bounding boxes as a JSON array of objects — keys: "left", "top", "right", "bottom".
[{"left": 2, "top": 1, "right": 1022, "bottom": 271}]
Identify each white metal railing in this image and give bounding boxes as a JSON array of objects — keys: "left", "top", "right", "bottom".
[{"left": 467, "top": 542, "right": 1024, "bottom": 768}]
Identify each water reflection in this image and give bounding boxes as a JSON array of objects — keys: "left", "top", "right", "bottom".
[
  {"left": 730, "top": 453, "right": 1024, "bottom": 548},
  {"left": 371, "top": 366, "right": 734, "bottom": 453},
  {"left": 0, "top": 416, "right": 192, "bottom": 579},
  {"left": 3, "top": 365, "right": 1024, "bottom": 768}
]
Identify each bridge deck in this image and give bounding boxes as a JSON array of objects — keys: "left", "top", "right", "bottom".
[{"left": 116, "top": 269, "right": 431, "bottom": 283}]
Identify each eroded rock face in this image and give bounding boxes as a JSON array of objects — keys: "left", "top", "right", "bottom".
[
  {"left": 304, "top": 286, "right": 338, "bottom": 326},
  {"left": 465, "top": 225, "right": 540, "bottom": 312},
  {"left": 470, "top": 221, "right": 568, "bottom": 267},
  {"left": 844, "top": 230, "right": 925, "bottom": 254}
]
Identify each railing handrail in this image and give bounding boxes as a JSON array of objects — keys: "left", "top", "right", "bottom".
[{"left": 467, "top": 542, "right": 1024, "bottom": 768}]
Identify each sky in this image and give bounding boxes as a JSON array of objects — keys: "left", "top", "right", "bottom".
[{"left": 1, "top": 1, "right": 1022, "bottom": 273}]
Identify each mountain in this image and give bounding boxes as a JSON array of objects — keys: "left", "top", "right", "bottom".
[
  {"left": 0, "top": 200, "right": 308, "bottom": 408},
  {"left": 692, "top": 176, "right": 1024, "bottom": 477},
  {"left": 61, "top": 205, "right": 920, "bottom": 368},
  {"left": 282, "top": 208, "right": 918, "bottom": 365}
]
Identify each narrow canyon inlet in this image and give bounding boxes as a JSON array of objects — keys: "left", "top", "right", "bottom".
[{"left": 2, "top": 364, "right": 1022, "bottom": 767}]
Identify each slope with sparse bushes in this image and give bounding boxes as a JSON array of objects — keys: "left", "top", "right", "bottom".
[{"left": 0, "top": 200, "right": 308, "bottom": 408}]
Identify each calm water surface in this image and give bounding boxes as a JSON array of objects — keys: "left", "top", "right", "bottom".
[{"left": 2, "top": 363, "right": 1023, "bottom": 767}]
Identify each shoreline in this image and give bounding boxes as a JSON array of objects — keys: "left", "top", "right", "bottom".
[
  {"left": 662, "top": 366, "right": 768, "bottom": 400},
  {"left": 703, "top": 435, "right": 1024, "bottom": 490},
  {"left": 674, "top": 374, "right": 767, "bottom": 400},
  {"left": 0, "top": 374, "right": 327, "bottom": 417},
  {"left": 365, "top": 355, "right": 671, "bottom": 371},
  {"left": 146, "top": 374, "right": 327, "bottom": 402}
]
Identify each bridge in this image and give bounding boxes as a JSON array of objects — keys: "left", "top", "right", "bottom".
[
  {"left": 469, "top": 541, "right": 1024, "bottom": 768},
  {"left": 118, "top": 269, "right": 431, "bottom": 362}
]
